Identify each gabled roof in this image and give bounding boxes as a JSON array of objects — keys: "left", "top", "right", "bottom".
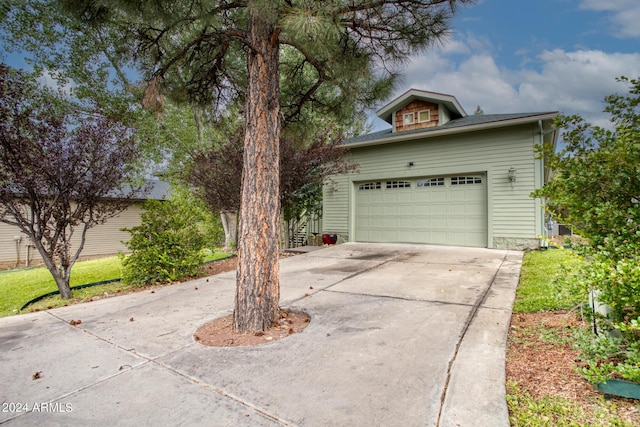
[
  {"left": 376, "top": 89, "right": 466, "bottom": 124},
  {"left": 347, "top": 112, "right": 558, "bottom": 147}
]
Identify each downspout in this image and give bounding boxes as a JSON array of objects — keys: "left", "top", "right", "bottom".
[{"left": 538, "top": 120, "right": 548, "bottom": 248}]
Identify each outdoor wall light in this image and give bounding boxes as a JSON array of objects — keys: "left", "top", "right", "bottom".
[{"left": 508, "top": 167, "right": 517, "bottom": 182}]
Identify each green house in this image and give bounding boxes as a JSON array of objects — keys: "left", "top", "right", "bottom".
[{"left": 322, "top": 89, "right": 559, "bottom": 250}]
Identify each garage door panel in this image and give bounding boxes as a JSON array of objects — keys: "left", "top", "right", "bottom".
[
  {"left": 396, "top": 230, "right": 415, "bottom": 242},
  {"left": 430, "top": 204, "right": 449, "bottom": 215},
  {"left": 431, "top": 231, "right": 448, "bottom": 243},
  {"left": 355, "top": 174, "right": 487, "bottom": 247},
  {"left": 397, "top": 217, "right": 413, "bottom": 228}
]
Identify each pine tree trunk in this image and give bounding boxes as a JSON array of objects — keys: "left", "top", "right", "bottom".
[{"left": 233, "top": 6, "right": 281, "bottom": 333}]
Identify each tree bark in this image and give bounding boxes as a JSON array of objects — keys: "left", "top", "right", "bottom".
[
  {"left": 31, "top": 238, "right": 73, "bottom": 299},
  {"left": 220, "top": 210, "right": 238, "bottom": 252},
  {"left": 233, "top": 6, "right": 281, "bottom": 333}
]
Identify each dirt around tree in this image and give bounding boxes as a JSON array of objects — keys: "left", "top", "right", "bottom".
[
  {"left": 196, "top": 256, "right": 311, "bottom": 347},
  {"left": 194, "top": 310, "right": 310, "bottom": 347}
]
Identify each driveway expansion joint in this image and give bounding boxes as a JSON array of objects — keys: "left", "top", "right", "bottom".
[
  {"left": 435, "top": 250, "right": 510, "bottom": 426},
  {"left": 150, "top": 358, "right": 300, "bottom": 427}
]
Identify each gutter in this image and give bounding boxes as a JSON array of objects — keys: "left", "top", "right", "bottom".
[{"left": 346, "top": 112, "right": 559, "bottom": 149}]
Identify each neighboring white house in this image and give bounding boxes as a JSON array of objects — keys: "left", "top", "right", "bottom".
[
  {"left": 322, "top": 89, "right": 559, "bottom": 250},
  {"left": 0, "top": 179, "right": 170, "bottom": 268}
]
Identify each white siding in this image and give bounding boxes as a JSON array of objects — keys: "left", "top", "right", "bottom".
[{"left": 323, "top": 123, "right": 542, "bottom": 249}]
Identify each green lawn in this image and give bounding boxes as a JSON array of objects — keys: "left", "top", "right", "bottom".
[
  {"left": 513, "top": 248, "right": 583, "bottom": 313},
  {"left": 509, "top": 248, "right": 639, "bottom": 426},
  {"left": 0, "top": 251, "right": 230, "bottom": 317}
]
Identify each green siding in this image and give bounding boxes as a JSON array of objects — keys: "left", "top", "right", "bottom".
[
  {"left": 322, "top": 176, "right": 350, "bottom": 242},
  {"left": 323, "top": 123, "right": 543, "bottom": 248}
]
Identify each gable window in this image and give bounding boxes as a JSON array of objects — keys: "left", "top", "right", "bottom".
[
  {"left": 417, "top": 110, "right": 431, "bottom": 123},
  {"left": 417, "top": 177, "right": 444, "bottom": 187},
  {"left": 359, "top": 182, "right": 381, "bottom": 190},
  {"left": 402, "top": 112, "right": 414, "bottom": 125},
  {"left": 451, "top": 176, "right": 482, "bottom": 185},
  {"left": 386, "top": 180, "right": 411, "bottom": 189}
]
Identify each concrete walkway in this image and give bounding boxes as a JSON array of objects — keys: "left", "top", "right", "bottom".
[{"left": 0, "top": 243, "right": 522, "bottom": 426}]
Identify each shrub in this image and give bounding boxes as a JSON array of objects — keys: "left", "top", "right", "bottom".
[
  {"left": 121, "top": 199, "right": 206, "bottom": 285},
  {"left": 565, "top": 249, "right": 640, "bottom": 383}
]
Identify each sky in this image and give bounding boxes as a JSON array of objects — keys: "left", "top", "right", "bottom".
[
  {"left": 370, "top": 0, "right": 640, "bottom": 131},
  {"left": 3, "top": 0, "right": 638, "bottom": 133}
]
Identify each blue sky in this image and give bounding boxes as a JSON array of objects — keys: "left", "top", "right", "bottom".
[
  {"left": 3, "top": 0, "right": 638, "bottom": 132},
  {"left": 371, "top": 0, "right": 640, "bottom": 130}
]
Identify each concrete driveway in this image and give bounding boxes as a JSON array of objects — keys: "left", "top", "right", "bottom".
[{"left": 0, "top": 243, "right": 522, "bottom": 426}]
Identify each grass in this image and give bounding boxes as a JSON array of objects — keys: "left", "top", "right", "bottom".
[
  {"left": 507, "top": 381, "right": 635, "bottom": 427},
  {"left": 513, "top": 248, "right": 583, "bottom": 313},
  {"left": 0, "top": 250, "right": 230, "bottom": 317},
  {"left": 509, "top": 248, "right": 638, "bottom": 426}
]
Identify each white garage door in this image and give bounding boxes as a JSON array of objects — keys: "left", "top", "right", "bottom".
[{"left": 355, "top": 174, "right": 487, "bottom": 247}]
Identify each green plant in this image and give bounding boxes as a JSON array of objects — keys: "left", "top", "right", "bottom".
[
  {"left": 573, "top": 324, "right": 640, "bottom": 384},
  {"left": 514, "top": 249, "right": 583, "bottom": 313},
  {"left": 506, "top": 381, "right": 634, "bottom": 426},
  {"left": 121, "top": 198, "right": 206, "bottom": 285},
  {"left": 533, "top": 77, "right": 640, "bottom": 256}
]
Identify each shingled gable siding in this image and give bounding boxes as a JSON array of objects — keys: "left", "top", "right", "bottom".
[
  {"left": 323, "top": 122, "right": 543, "bottom": 249},
  {"left": 395, "top": 101, "right": 439, "bottom": 132},
  {"left": 0, "top": 203, "right": 144, "bottom": 267}
]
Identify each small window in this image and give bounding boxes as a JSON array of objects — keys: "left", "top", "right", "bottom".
[
  {"left": 417, "top": 177, "right": 444, "bottom": 187},
  {"left": 359, "top": 182, "right": 381, "bottom": 190},
  {"left": 451, "top": 176, "right": 482, "bottom": 185},
  {"left": 417, "top": 110, "right": 431, "bottom": 123},
  {"left": 402, "top": 112, "right": 414, "bottom": 125},
  {"left": 386, "top": 180, "right": 411, "bottom": 189}
]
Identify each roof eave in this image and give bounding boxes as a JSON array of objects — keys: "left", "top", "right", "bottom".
[
  {"left": 346, "top": 112, "right": 559, "bottom": 149},
  {"left": 376, "top": 89, "right": 467, "bottom": 124}
]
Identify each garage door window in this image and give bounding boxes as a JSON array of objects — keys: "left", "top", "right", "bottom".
[
  {"left": 451, "top": 176, "right": 482, "bottom": 185},
  {"left": 417, "top": 177, "right": 444, "bottom": 187},
  {"left": 386, "top": 181, "right": 411, "bottom": 189},
  {"left": 359, "top": 182, "right": 381, "bottom": 190}
]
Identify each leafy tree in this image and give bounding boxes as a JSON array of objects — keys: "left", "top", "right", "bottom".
[
  {"left": 534, "top": 76, "right": 640, "bottom": 256},
  {"left": 0, "top": 65, "right": 145, "bottom": 299},
  {"left": 0, "top": 0, "right": 138, "bottom": 116},
  {"left": 184, "top": 130, "right": 244, "bottom": 252},
  {"left": 535, "top": 77, "right": 640, "bottom": 386},
  {"left": 184, "top": 125, "right": 357, "bottom": 251},
  {"left": 0, "top": 0, "right": 209, "bottom": 169},
  {"left": 121, "top": 195, "right": 207, "bottom": 285},
  {"left": 63, "top": 0, "right": 471, "bottom": 333}
]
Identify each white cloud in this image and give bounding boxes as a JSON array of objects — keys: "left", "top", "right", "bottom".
[
  {"left": 372, "top": 37, "right": 640, "bottom": 131},
  {"left": 37, "top": 69, "right": 73, "bottom": 96},
  {"left": 580, "top": 0, "right": 640, "bottom": 37}
]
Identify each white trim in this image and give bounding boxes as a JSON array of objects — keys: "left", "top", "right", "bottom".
[
  {"left": 376, "top": 89, "right": 466, "bottom": 124},
  {"left": 417, "top": 109, "right": 430, "bottom": 123},
  {"left": 402, "top": 112, "right": 415, "bottom": 125},
  {"left": 346, "top": 113, "right": 559, "bottom": 149}
]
